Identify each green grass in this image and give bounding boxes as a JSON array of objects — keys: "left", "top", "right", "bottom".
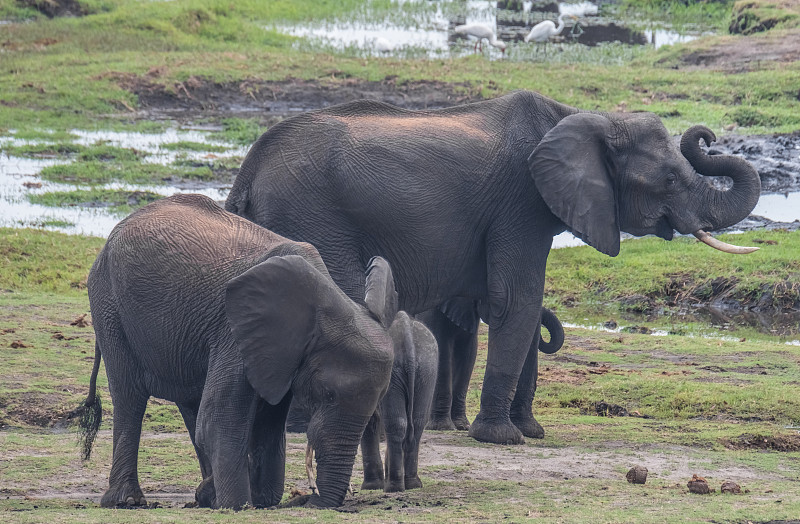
[
  {"left": 27, "top": 188, "right": 162, "bottom": 212},
  {"left": 38, "top": 160, "right": 214, "bottom": 185},
  {"left": 159, "top": 141, "right": 229, "bottom": 152},
  {"left": 0, "top": 0, "right": 798, "bottom": 136},
  {"left": 0, "top": 228, "right": 103, "bottom": 294},
  {"left": 2, "top": 143, "right": 85, "bottom": 157},
  {"left": 545, "top": 229, "right": 800, "bottom": 312},
  {"left": 2, "top": 229, "right": 800, "bottom": 522}
]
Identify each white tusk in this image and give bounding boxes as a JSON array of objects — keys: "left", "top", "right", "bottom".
[
  {"left": 693, "top": 230, "right": 759, "bottom": 254},
  {"left": 305, "top": 442, "right": 317, "bottom": 495}
]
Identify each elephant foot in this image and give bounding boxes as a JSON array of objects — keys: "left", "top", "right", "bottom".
[
  {"left": 100, "top": 480, "right": 147, "bottom": 508},
  {"left": 468, "top": 413, "right": 524, "bottom": 445},
  {"left": 451, "top": 413, "right": 471, "bottom": 431},
  {"left": 511, "top": 410, "right": 545, "bottom": 439},
  {"left": 195, "top": 476, "right": 216, "bottom": 508},
  {"left": 360, "top": 478, "right": 385, "bottom": 491},
  {"left": 384, "top": 479, "right": 405, "bottom": 493},
  {"left": 426, "top": 415, "right": 457, "bottom": 431},
  {"left": 404, "top": 476, "right": 423, "bottom": 490}
]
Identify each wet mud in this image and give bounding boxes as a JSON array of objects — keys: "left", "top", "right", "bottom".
[{"left": 111, "top": 73, "right": 484, "bottom": 122}]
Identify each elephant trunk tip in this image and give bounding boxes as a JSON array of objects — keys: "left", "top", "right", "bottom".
[{"left": 693, "top": 230, "right": 759, "bottom": 254}]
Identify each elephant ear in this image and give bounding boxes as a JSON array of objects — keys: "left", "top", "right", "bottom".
[
  {"left": 439, "top": 298, "right": 480, "bottom": 335},
  {"left": 225, "top": 255, "right": 320, "bottom": 405},
  {"left": 363, "top": 256, "right": 398, "bottom": 328},
  {"left": 529, "top": 113, "right": 621, "bottom": 257}
]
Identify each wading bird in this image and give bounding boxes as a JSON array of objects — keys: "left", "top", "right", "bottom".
[
  {"left": 524, "top": 13, "right": 577, "bottom": 55},
  {"left": 454, "top": 23, "right": 506, "bottom": 55}
]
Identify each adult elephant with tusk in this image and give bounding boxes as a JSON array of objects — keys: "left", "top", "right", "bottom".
[{"left": 225, "top": 90, "right": 761, "bottom": 445}]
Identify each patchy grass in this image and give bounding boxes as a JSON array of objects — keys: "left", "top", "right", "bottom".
[
  {"left": 0, "top": 0, "right": 798, "bottom": 136},
  {"left": 159, "top": 141, "right": 228, "bottom": 152},
  {"left": 38, "top": 160, "right": 214, "bottom": 185},
  {"left": 2, "top": 227, "right": 800, "bottom": 521},
  {"left": 545, "top": 229, "right": 800, "bottom": 313},
  {"left": 2, "top": 142, "right": 85, "bottom": 157},
  {"left": 28, "top": 188, "right": 162, "bottom": 213}
]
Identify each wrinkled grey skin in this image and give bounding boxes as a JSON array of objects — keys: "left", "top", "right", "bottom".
[
  {"left": 360, "top": 312, "right": 438, "bottom": 492},
  {"left": 421, "top": 300, "right": 564, "bottom": 435},
  {"left": 225, "top": 90, "right": 761, "bottom": 444},
  {"left": 79, "top": 194, "right": 395, "bottom": 509}
]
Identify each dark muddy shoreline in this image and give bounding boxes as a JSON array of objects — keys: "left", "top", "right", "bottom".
[{"left": 114, "top": 74, "right": 800, "bottom": 198}]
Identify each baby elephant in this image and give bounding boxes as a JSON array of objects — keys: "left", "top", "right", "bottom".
[
  {"left": 75, "top": 194, "right": 397, "bottom": 509},
  {"left": 360, "top": 312, "right": 438, "bottom": 492}
]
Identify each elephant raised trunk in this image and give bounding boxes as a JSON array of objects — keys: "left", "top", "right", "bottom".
[{"left": 680, "top": 125, "right": 761, "bottom": 254}]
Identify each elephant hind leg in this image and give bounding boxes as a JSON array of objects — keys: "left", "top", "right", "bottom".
[
  {"left": 101, "top": 373, "right": 149, "bottom": 508},
  {"left": 450, "top": 328, "right": 478, "bottom": 431},
  {"left": 177, "top": 400, "right": 214, "bottom": 507}
]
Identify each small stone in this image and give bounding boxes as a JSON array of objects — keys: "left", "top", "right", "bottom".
[
  {"left": 687, "top": 474, "right": 712, "bottom": 494},
  {"left": 721, "top": 480, "right": 742, "bottom": 494},
  {"left": 626, "top": 465, "right": 648, "bottom": 484}
]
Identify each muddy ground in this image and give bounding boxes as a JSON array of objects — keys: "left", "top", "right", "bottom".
[{"left": 114, "top": 67, "right": 800, "bottom": 214}]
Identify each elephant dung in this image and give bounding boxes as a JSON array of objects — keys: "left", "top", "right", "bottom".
[
  {"left": 721, "top": 480, "right": 742, "bottom": 494},
  {"left": 626, "top": 465, "right": 648, "bottom": 484},
  {"left": 687, "top": 474, "right": 713, "bottom": 494}
]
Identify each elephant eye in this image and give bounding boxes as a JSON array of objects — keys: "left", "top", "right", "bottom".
[{"left": 666, "top": 173, "right": 677, "bottom": 186}]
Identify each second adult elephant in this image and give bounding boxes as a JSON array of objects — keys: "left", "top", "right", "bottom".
[
  {"left": 226, "top": 90, "right": 760, "bottom": 444},
  {"left": 420, "top": 300, "right": 564, "bottom": 435}
]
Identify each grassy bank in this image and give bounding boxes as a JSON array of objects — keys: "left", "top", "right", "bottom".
[
  {"left": 546, "top": 229, "right": 800, "bottom": 313},
  {"left": 0, "top": 0, "right": 798, "bottom": 135},
  {"left": 2, "top": 228, "right": 800, "bottom": 522}
]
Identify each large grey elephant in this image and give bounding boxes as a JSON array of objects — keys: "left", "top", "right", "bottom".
[
  {"left": 76, "top": 194, "right": 397, "bottom": 509},
  {"left": 225, "top": 90, "right": 761, "bottom": 444},
  {"left": 421, "top": 300, "right": 564, "bottom": 434}
]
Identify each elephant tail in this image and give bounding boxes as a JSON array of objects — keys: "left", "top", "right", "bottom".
[
  {"left": 74, "top": 342, "right": 103, "bottom": 461},
  {"left": 538, "top": 307, "right": 564, "bottom": 355}
]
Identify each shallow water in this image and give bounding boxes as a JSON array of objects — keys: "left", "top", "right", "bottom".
[
  {"left": 0, "top": 129, "right": 243, "bottom": 236},
  {"left": 273, "top": 0, "right": 706, "bottom": 60}
]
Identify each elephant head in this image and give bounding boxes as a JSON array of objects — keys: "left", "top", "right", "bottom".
[
  {"left": 530, "top": 112, "right": 761, "bottom": 256},
  {"left": 225, "top": 255, "right": 396, "bottom": 507}
]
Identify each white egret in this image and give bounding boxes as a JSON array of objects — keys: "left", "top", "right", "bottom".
[
  {"left": 524, "top": 13, "right": 577, "bottom": 55},
  {"left": 454, "top": 23, "right": 507, "bottom": 55}
]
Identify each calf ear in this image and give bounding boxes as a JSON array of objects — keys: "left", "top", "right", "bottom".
[
  {"left": 225, "top": 255, "right": 319, "bottom": 405},
  {"left": 364, "top": 256, "right": 399, "bottom": 328},
  {"left": 529, "top": 113, "right": 621, "bottom": 257}
]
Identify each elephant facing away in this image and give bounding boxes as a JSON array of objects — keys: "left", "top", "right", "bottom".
[
  {"left": 420, "top": 300, "right": 564, "bottom": 434},
  {"left": 225, "top": 90, "right": 761, "bottom": 444},
  {"left": 76, "top": 194, "right": 396, "bottom": 509},
  {"left": 360, "top": 311, "right": 438, "bottom": 492}
]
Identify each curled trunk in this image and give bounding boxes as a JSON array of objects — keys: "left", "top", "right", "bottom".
[{"left": 680, "top": 125, "right": 761, "bottom": 231}]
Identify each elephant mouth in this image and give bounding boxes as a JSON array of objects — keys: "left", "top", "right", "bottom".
[{"left": 655, "top": 217, "right": 674, "bottom": 241}]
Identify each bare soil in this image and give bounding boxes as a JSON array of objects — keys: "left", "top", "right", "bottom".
[
  {"left": 108, "top": 71, "right": 484, "bottom": 122},
  {"left": 674, "top": 30, "right": 800, "bottom": 72}
]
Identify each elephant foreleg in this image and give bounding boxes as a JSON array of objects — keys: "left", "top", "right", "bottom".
[
  {"left": 360, "top": 412, "right": 384, "bottom": 490},
  {"left": 249, "top": 395, "right": 292, "bottom": 508}
]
